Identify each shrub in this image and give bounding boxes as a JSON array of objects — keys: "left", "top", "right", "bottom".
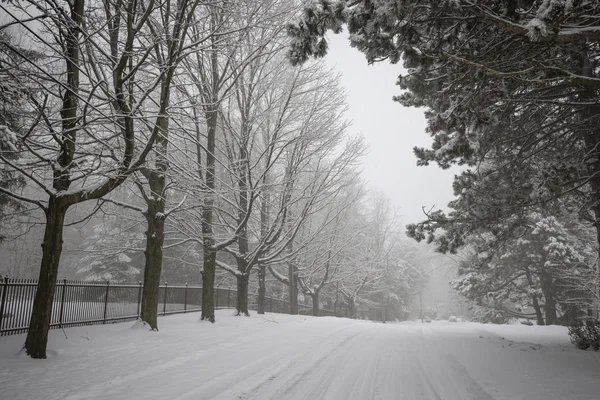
[{"left": 568, "top": 319, "right": 600, "bottom": 351}]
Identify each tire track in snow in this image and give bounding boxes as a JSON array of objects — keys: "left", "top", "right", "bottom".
[
  {"left": 260, "top": 331, "right": 363, "bottom": 399},
  {"left": 169, "top": 324, "right": 360, "bottom": 400},
  {"left": 61, "top": 319, "right": 354, "bottom": 400},
  {"left": 417, "top": 324, "right": 496, "bottom": 400},
  {"left": 234, "top": 323, "right": 496, "bottom": 400}
]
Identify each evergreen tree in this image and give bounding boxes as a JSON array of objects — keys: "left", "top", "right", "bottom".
[{"left": 287, "top": 0, "right": 600, "bottom": 262}]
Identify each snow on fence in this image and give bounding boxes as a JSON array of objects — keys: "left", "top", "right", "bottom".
[{"left": 0, "top": 277, "right": 335, "bottom": 336}]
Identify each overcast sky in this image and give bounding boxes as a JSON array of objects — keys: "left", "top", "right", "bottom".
[{"left": 323, "top": 33, "right": 457, "bottom": 227}]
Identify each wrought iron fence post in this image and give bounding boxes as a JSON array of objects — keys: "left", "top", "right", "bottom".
[
  {"left": 227, "top": 288, "right": 231, "bottom": 308},
  {"left": 137, "top": 281, "right": 142, "bottom": 317},
  {"left": 184, "top": 283, "right": 188, "bottom": 313},
  {"left": 58, "top": 278, "right": 67, "bottom": 328},
  {"left": 216, "top": 287, "right": 219, "bottom": 308},
  {"left": 0, "top": 276, "right": 8, "bottom": 331},
  {"left": 103, "top": 281, "right": 110, "bottom": 324},
  {"left": 163, "top": 282, "right": 168, "bottom": 315}
]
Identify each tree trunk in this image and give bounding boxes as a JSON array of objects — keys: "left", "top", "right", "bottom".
[
  {"left": 311, "top": 291, "right": 320, "bottom": 316},
  {"left": 199, "top": 10, "right": 220, "bottom": 323},
  {"left": 236, "top": 273, "right": 250, "bottom": 316},
  {"left": 139, "top": 49, "right": 171, "bottom": 327},
  {"left": 199, "top": 103, "right": 217, "bottom": 323},
  {"left": 334, "top": 282, "right": 339, "bottom": 316},
  {"left": 540, "top": 276, "right": 557, "bottom": 325},
  {"left": 532, "top": 294, "right": 545, "bottom": 326},
  {"left": 288, "top": 261, "right": 298, "bottom": 315},
  {"left": 257, "top": 264, "right": 266, "bottom": 314},
  {"left": 201, "top": 244, "right": 216, "bottom": 322},
  {"left": 524, "top": 266, "right": 544, "bottom": 325},
  {"left": 24, "top": 198, "right": 67, "bottom": 358},
  {"left": 140, "top": 195, "right": 166, "bottom": 330},
  {"left": 347, "top": 297, "right": 355, "bottom": 319}
]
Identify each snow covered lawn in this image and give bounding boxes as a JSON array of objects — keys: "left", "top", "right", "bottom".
[{"left": 1, "top": 312, "right": 599, "bottom": 400}]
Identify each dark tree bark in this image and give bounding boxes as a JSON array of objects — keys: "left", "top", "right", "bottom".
[
  {"left": 199, "top": 12, "right": 220, "bottom": 322},
  {"left": 532, "top": 294, "right": 545, "bottom": 326},
  {"left": 257, "top": 177, "right": 270, "bottom": 315},
  {"left": 199, "top": 48, "right": 218, "bottom": 323},
  {"left": 236, "top": 273, "right": 250, "bottom": 316},
  {"left": 334, "top": 282, "right": 339, "bottom": 316},
  {"left": 137, "top": 22, "right": 176, "bottom": 328},
  {"left": 140, "top": 183, "right": 166, "bottom": 330},
  {"left": 234, "top": 139, "right": 251, "bottom": 316},
  {"left": 288, "top": 262, "right": 298, "bottom": 314},
  {"left": 257, "top": 264, "right": 267, "bottom": 314},
  {"left": 201, "top": 241, "right": 216, "bottom": 322},
  {"left": 311, "top": 290, "right": 320, "bottom": 316},
  {"left": 524, "top": 266, "right": 544, "bottom": 325},
  {"left": 24, "top": 198, "right": 67, "bottom": 358}
]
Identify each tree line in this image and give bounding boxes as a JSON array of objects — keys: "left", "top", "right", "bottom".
[{"left": 0, "top": 0, "right": 426, "bottom": 359}]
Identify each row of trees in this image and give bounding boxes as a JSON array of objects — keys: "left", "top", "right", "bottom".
[
  {"left": 0, "top": 0, "right": 427, "bottom": 358},
  {"left": 288, "top": 0, "right": 600, "bottom": 323}
]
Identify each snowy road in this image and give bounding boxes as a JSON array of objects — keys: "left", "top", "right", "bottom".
[{"left": 1, "top": 311, "right": 599, "bottom": 400}]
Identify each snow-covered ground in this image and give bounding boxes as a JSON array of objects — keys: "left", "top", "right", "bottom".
[{"left": 1, "top": 311, "right": 599, "bottom": 400}]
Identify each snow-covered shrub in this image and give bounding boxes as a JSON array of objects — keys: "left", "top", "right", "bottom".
[
  {"left": 449, "top": 316, "right": 458, "bottom": 322},
  {"left": 521, "top": 319, "right": 533, "bottom": 326},
  {"left": 568, "top": 319, "right": 600, "bottom": 351}
]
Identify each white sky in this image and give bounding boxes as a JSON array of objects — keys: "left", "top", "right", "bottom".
[{"left": 323, "top": 33, "right": 457, "bottom": 227}]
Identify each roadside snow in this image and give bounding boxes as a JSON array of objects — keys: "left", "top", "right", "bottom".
[{"left": 0, "top": 313, "right": 599, "bottom": 400}]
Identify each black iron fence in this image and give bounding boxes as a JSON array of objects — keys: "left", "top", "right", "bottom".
[{"left": 0, "top": 277, "right": 337, "bottom": 336}]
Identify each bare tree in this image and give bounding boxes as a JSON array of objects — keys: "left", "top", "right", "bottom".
[
  {"left": 0, "top": 0, "right": 200, "bottom": 357},
  {"left": 170, "top": 0, "right": 295, "bottom": 321},
  {"left": 261, "top": 68, "right": 364, "bottom": 314}
]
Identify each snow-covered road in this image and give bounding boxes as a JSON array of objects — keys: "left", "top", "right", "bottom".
[{"left": 1, "top": 311, "right": 599, "bottom": 400}]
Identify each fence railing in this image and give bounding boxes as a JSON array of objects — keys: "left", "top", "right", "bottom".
[{"left": 0, "top": 277, "right": 337, "bottom": 336}]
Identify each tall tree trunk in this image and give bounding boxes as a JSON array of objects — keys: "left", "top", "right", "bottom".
[
  {"left": 257, "top": 176, "right": 269, "bottom": 315},
  {"left": 235, "top": 138, "right": 250, "bottom": 316},
  {"left": 140, "top": 186, "right": 166, "bottom": 330},
  {"left": 201, "top": 106, "right": 217, "bottom": 322},
  {"left": 24, "top": 0, "right": 83, "bottom": 359},
  {"left": 540, "top": 275, "right": 557, "bottom": 325},
  {"left": 236, "top": 273, "right": 250, "bottom": 316},
  {"left": 311, "top": 290, "right": 320, "bottom": 316},
  {"left": 139, "top": 106, "right": 169, "bottom": 328},
  {"left": 200, "top": 13, "right": 220, "bottom": 322},
  {"left": 24, "top": 198, "right": 68, "bottom": 358},
  {"left": 257, "top": 264, "right": 266, "bottom": 314}
]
